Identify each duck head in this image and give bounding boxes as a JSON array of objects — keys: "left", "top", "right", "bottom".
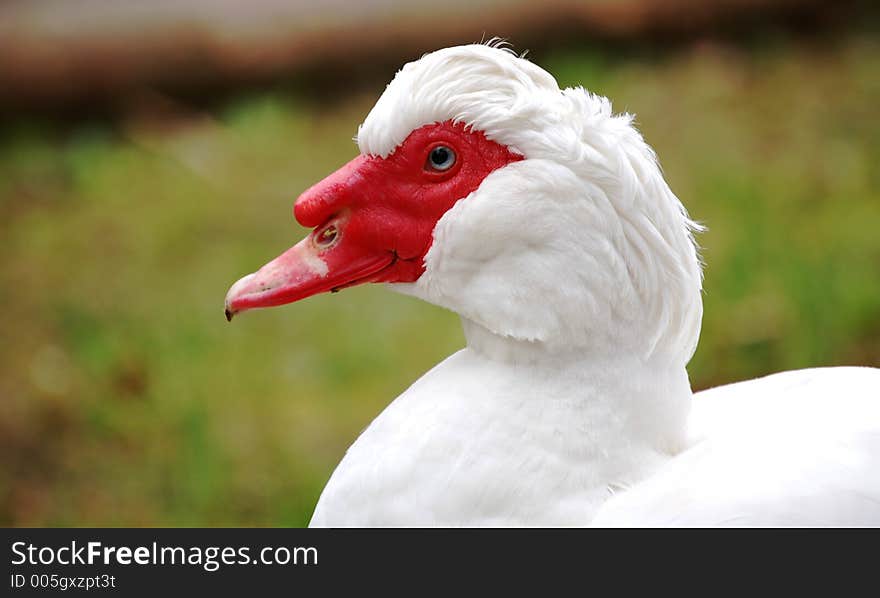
[{"left": 225, "top": 43, "right": 704, "bottom": 364}]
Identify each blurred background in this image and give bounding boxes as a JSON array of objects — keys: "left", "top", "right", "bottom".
[{"left": 1, "top": 0, "right": 878, "bottom": 526}]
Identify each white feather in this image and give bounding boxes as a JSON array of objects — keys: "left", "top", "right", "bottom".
[{"left": 309, "top": 44, "right": 880, "bottom": 527}]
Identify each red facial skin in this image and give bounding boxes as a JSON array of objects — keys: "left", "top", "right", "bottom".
[{"left": 225, "top": 120, "right": 523, "bottom": 318}]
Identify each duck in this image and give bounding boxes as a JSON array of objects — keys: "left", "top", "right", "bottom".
[{"left": 224, "top": 42, "right": 880, "bottom": 526}]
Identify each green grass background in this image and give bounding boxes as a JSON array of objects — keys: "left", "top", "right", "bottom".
[{"left": 1, "top": 33, "right": 879, "bottom": 526}]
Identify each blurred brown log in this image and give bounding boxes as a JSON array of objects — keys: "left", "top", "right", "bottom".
[{"left": 0, "top": 0, "right": 861, "bottom": 115}]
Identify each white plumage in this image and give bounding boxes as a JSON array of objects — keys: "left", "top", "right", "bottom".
[{"left": 246, "top": 43, "right": 880, "bottom": 526}]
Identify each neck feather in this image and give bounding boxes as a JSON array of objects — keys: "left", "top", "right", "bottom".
[{"left": 461, "top": 316, "right": 694, "bottom": 456}]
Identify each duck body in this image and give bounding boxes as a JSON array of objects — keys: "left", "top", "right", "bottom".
[
  {"left": 225, "top": 42, "right": 880, "bottom": 526},
  {"left": 310, "top": 324, "right": 692, "bottom": 527},
  {"left": 310, "top": 349, "right": 880, "bottom": 526},
  {"left": 594, "top": 366, "right": 880, "bottom": 526}
]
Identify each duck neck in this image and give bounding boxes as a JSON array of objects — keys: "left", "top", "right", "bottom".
[{"left": 460, "top": 317, "right": 694, "bottom": 456}]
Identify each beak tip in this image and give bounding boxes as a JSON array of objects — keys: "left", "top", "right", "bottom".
[{"left": 224, "top": 272, "right": 256, "bottom": 323}]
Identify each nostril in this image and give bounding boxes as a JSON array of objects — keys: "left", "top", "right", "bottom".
[{"left": 314, "top": 224, "right": 339, "bottom": 249}]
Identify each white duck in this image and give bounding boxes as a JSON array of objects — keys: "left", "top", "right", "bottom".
[{"left": 225, "top": 43, "right": 880, "bottom": 526}]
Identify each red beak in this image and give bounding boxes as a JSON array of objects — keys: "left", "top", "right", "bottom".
[
  {"left": 224, "top": 156, "right": 402, "bottom": 320},
  {"left": 223, "top": 226, "right": 395, "bottom": 320}
]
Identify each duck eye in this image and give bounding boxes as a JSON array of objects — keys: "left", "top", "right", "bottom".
[{"left": 427, "top": 146, "right": 456, "bottom": 172}]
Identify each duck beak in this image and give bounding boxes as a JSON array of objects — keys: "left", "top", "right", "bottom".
[
  {"left": 225, "top": 155, "right": 405, "bottom": 320},
  {"left": 223, "top": 225, "right": 395, "bottom": 320}
]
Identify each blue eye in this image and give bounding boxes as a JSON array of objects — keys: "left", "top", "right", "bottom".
[{"left": 427, "top": 146, "right": 456, "bottom": 171}]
